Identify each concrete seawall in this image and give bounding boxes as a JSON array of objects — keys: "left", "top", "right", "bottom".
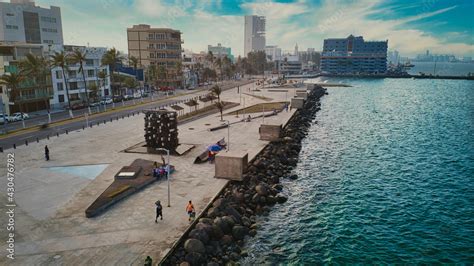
[{"left": 161, "top": 86, "right": 327, "bottom": 265}]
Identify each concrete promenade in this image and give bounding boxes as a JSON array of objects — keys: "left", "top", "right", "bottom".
[{"left": 0, "top": 83, "right": 298, "bottom": 265}]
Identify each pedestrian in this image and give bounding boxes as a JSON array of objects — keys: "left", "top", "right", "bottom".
[
  {"left": 186, "top": 200, "right": 195, "bottom": 222},
  {"left": 44, "top": 145, "right": 50, "bottom": 161},
  {"left": 144, "top": 256, "right": 152, "bottom": 266},
  {"left": 285, "top": 104, "right": 289, "bottom": 112},
  {"left": 155, "top": 200, "right": 163, "bottom": 222}
]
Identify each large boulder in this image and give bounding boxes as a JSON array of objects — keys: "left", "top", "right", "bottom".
[
  {"left": 232, "top": 225, "right": 248, "bottom": 240},
  {"left": 211, "top": 223, "right": 224, "bottom": 239},
  {"left": 255, "top": 184, "right": 269, "bottom": 196},
  {"left": 188, "top": 228, "right": 210, "bottom": 244},
  {"left": 213, "top": 198, "right": 227, "bottom": 210},
  {"left": 276, "top": 195, "right": 288, "bottom": 204},
  {"left": 220, "top": 235, "right": 233, "bottom": 246},
  {"left": 224, "top": 206, "right": 242, "bottom": 224},
  {"left": 184, "top": 238, "right": 206, "bottom": 254},
  {"left": 214, "top": 217, "right": 232, "bottom": 234},
  {"left": 185, "top": 252, "right": 203, "bottom": 265}
]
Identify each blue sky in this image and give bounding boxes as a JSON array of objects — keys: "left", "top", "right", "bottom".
[{"left": 29, "top": 0, "right": 474, "bottom": 57}]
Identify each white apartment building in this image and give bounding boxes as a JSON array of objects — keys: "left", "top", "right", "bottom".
[
  {"left": 265, "top": 45, "right": 282, "bottom": 61},
  {"left": 50, "top": 45, "right": 111, "bottom": 108},
  {"left": 244, "top": 15, "right": 266, "bottom": 57},
  {"left": 0, "top": 0, "right": 63, "bottom": 45}
]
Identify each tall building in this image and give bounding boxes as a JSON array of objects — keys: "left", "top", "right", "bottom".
[
  {"left": 208, "top": 43, "right": 234, "bottom": 61},
  {"left": 0, "top": 0, "right": 63, "bottom": 45},
  {"left": 244, "top": 15, "right": 265, "bottom": 57},
  {"left": 127, "top": 24, "right": 183, "bottom": 87},
  {"left": 321, "top": 35, "right": 387, "bottom": 74}
]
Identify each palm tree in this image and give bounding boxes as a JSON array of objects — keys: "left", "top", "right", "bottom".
[
  {"left": 51, "top": 51, "right": 73, "bottom": 117},
  {"left": 206, "top": 51, "right": 214, "bottom": 66},
  {"left": 97, "top": 70, "right": 107, "bottom": 98},
  {"left": 209, "top": 84, "right": 222, "bottom": 102},
  {"left": 19, "top": 53, "right": 52, "bottom": 112},
  {"left": 215, "top": 101, "right": 224, "bottom": 121},
  {"left": 214, "top": 57, "right": 223, "bottom": 82},
  {"left": 157, "top": 65, "right": 167, "bottom": 87},
  {"left": 0, "top": 72, "right": 24, "bottom": 107},
  {"left": 175, "top": 61, "right": 183, "bottom": 89},
  {"left": 70, "top": 48, "right": 90, "bottom": 108},
  {"left": 129, "top": 56, "right": 139, "bottom": 71},
  {"left": 101, "top": 48, "right": 123, "bottom": 95}
]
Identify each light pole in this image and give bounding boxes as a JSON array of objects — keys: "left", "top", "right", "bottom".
[
  {"left": 223, "top": 120, "right": 230, "bottom": 151},
  {"left": 155, "top": 148, "right": 171, "bottom": 207}
]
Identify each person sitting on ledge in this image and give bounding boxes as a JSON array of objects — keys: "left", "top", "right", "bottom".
[{"left": 246, "top": 115, "right": 252, "bottom": 122}]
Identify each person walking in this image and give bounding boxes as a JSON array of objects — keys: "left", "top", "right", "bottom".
[
  {"left": 144, "top": 256, "right": 152, "bottom": 266},
  {"left": 155, "top": 200, "right": 163, "bottom": 222},
  {"left": 186, "top": 200, "right": 195, "bottom": 222},
  {"left": 44, "top": 145, "right": 50, "bottom": 161}
]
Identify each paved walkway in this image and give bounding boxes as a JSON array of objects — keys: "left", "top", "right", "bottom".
[{"left": 0, "top": 84, "right": 298, "bottom": 265}]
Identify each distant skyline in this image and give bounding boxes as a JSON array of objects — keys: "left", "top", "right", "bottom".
[{"left": 20, "top": 0, "right": 474, "bottom": 57}]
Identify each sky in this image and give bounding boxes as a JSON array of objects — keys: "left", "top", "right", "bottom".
[{"left": 26, "top": 0, "right": 474, "bottom": 58}]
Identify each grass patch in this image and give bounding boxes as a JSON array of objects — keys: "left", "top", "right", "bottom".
[
  {"left": 178, "top": 101, "right": 238, "bottom": 121},
  {"left": 226, "top": 102, "right": 288, "bottom": 116}
]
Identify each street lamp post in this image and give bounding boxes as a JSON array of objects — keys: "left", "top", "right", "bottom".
[{"left": 155, "top": 148, "right": 171, "bottom": 207}]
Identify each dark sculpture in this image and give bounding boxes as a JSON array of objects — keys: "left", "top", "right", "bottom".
[{"left": 144, "top": 110, "right": 178, "bottom": 154}]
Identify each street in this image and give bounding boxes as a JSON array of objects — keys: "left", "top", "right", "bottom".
[{"left": 0, "top": 80, "right": 254, "bottom": 151}]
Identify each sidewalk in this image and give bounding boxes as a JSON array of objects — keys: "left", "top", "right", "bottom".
[{"left": 0, "top": 83, "right": 296, "bottom": 265}]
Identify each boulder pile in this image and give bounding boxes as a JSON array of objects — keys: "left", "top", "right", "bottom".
[{"left": 163, "top": 86, "right": 327, "bottom": 265}]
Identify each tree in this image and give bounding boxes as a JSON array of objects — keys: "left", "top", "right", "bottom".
[
  {"left": 157, "top": 65, "right": 167, "bottom": 87},
  {"left": 209, "top": 84, "right": 222, "bottom": 102},
  {"left": 175, "top": 61, "right": 183, "bottom": 88},
  {"left": 51, "top": 51, "right": 73, "bottom": 116},
  {"left": 214, "top": 57, "right": 223, "bottom": 81},
  {"left": 0, "top": 72, "right": 24, "bottom": 111},
  {"left": 101, "top": 47, "right": 123, "bottom": 95},
  {"left": 70, "top": 48, "right": 90, "bottom": 106},
  {"left": 89, "top": 83, "right": 99, "bottom": 101},
  {"left": 19, "top": 53, "right": 52, "bottom": 111},
  {"left": 215, "top": 101, "right": 224, "bottom": 121},
  {"left": 206, "top": 51, "right": 214, "bottom": 66},
  {"left": 129, "top": 56, "right": 139, "bottom": 70}
]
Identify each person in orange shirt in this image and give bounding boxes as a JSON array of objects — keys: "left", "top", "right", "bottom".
[{"left": 186, "top": 200, "right": 195, "bottom": 222}]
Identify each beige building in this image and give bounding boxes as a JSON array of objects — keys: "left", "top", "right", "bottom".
[{"left": 127, "top": 24, "right": 183, "bottom": 87}]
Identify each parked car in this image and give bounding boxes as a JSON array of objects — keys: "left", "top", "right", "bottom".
[
  {"left": 113, "top": 95, "right": 123, "bottom": 102},
  {"left": 100, "top": 98, "right": 113, "bottom": 105},
  {"left": 133, "top": 93, "right": 142, "bottom": 99},
  {"left": 0, "top": 114, "right": 12, "bottom": 124},
  {"left": 123, "top": 95, "right": 133, "bottom": 101},
  {"left": 89, "top": 101, "right": 101, "bottom": 107},
  {"left": 71, "top": 102, "right": 87, "bottom": 110},
  {"left": 11, "top": 112, "right": 30, "bottom": 121}
]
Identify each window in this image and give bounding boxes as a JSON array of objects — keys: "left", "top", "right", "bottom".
[
  {"left": 41, "top": 16, "right": 56, "bottom": 23},
  {"left": 69, "top": 82, "right": 78, "bottom": 90},
  {"left": 87, "top": 69, "right": 95, "bottom": 77},
  {"left": 85, "top": 59, "right": 94, "bottom": 66},
  {"left": 6, "top": 13, "right": 14, "bottom": 16},
  {"left": 68, "top": 70, "right": 76, "bottom": 78},
  {"left": 70, "top": 93, "right": 79, "bottom": 101},
  {"left": 57, "top": 82, "right": 64, "bottom": 91},
  {"left": 55, "top": 71, "right": 62, "bottom": 79},
  {"left": 150, "top": 53, "right": 155, "bottom": 58},
  {"left": 43, "top": 40, "right": 54, "bottom": 44},
  {"left": 148, "top": 33, "right": 154, "bottom": 40},
  {"left": 58, "top": 94, "right": 64, "bottom": 103},
  {"left": 104, "top": 89, "right": 109, "bottom": 96},
  {"left": 41, "top": 28, "right": 57, "bottom": 33},
  {"left": 6, "top": 25, "right": 19, "bottom": 30}
]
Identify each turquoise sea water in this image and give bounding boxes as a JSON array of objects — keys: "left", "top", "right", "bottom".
[{"left": 243, "top": 78, "right": 474, "bottom": 264}]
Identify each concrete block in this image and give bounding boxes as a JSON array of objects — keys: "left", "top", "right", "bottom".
[
  {"left": 259, "top": 124, "right": 282, "bottom": 141},
  {"left": 215, "top": 151, "right": 248, "bottom": 181},
  {"left": 296, "top": 91, "right": 308, "bottom": 100},
  {"left": 291, "top": 97, "right": 305, "bottom": 109}
]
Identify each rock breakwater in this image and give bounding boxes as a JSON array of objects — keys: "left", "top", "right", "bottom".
[{"left": 162, "top": 86, "right": 327, "bottom": 266}]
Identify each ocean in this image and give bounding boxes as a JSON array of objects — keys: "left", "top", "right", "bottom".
[
  {"left": 243, "top": 78, "right": 474, "bottom": 264},
  {"left": 408, "top": 61, "right": 474, "bottom": 76}
]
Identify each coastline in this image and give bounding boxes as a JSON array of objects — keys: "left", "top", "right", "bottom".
[{"left": 161, "top": 86, "right": 327, "bottom": 265}]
